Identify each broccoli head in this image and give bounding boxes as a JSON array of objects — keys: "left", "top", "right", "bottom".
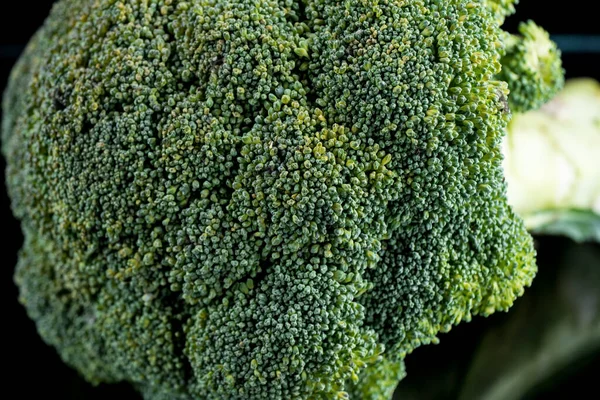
[{"left": 3, "top": 0, "right": 558, "bottom": 399}]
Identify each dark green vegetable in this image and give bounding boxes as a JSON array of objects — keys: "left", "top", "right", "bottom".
[{"left": 2, "top": 0, "right": 561, "bottom": 398}]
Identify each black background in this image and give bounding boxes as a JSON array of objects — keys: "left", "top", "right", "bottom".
[{"left": 2, "top": 1, "right": 598, "bottom": 399}]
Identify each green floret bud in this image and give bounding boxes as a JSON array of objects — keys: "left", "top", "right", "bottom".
[
  {"left": 484, "top": 0, "right": 518, "bottom": 23},
  {"left": 499, "top": 20, "right": 564, "bottom": 113}
]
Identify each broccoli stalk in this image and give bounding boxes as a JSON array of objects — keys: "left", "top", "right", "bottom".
[{"left": 503, "top": 78, "right": 600, "bottom": 242}]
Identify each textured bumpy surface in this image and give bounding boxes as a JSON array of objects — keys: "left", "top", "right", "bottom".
[
  {"left": 498, "top": 20, "right": 564, "bottom": 113},
  {"left": 3, "top": 0, "right": 552, "bottom": 399}
]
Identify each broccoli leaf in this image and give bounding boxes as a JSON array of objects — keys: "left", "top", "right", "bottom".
[{"left": 524, "top": 209, "right": 600, "bottom": 243}]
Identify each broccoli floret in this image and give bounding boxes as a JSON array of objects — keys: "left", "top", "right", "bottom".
[
  {"left": 498, "top": 21, "right": 564, "bottom": 113},
  {"left": 484, "top": 0, "right": 518, "bottom": 23},
  {"left": 3, "top": 0, "right": 556, "bottom": 399}
]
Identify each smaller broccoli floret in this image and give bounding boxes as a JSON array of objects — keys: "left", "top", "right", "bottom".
[
  {"left": 499, "top": 21, "right": 564, "bottom": 113},
  {"left": 484, "top": 0, "right": 518, "bottom": 23}
]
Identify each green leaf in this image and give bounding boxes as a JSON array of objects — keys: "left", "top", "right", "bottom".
[{"left": 524, "top": 209, "right": 600, "bottom": 243}]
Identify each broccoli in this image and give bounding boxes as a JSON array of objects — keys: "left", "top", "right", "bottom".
[
  {"left": 498, "top": 20, "right": 564, "bottom": 113},
  {"left": 2, "top": 0, "right": 561, "bottom": 399}
]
